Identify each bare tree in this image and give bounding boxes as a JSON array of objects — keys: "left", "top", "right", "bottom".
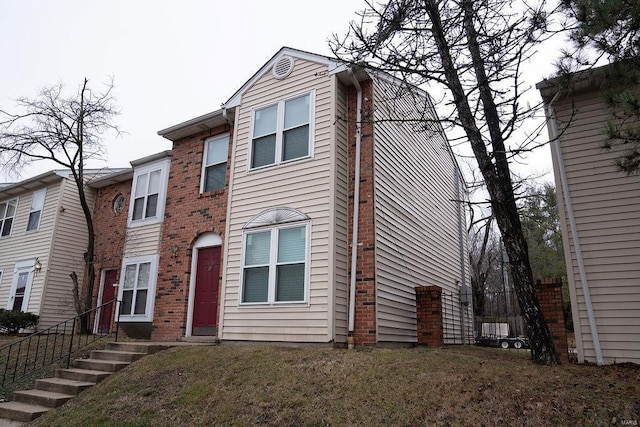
[
  {"left": 332, "top": 0, "right": 560, "bottom": 363},
  {"left": 0, "top": 78, "right": 120, "bottom": 333}
]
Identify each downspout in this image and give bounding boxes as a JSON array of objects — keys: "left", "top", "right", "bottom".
[
  {"left": 348, "top": 68, "right": 362, "bottom": 339},
  {"left": 547, "top": 94, "right": 604, "bottom": 365},
  {"left": 456, "top": 167, "right": 467, "bottom": 344}
]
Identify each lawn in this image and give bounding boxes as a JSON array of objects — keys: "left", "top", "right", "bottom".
[{"left": 29, "top": 344, "right": 639, "bottom": 426}]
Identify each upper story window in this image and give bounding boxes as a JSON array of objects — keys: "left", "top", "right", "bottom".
[
  {"left": 201, "top": 134, "right": 228, "bottom": 193},
  {"left": 133, "top": 170, "right": 160, "bottom": 220},
  {"left": 0, "top": 198, "right": 18, "bottom": 237},
  {"left": 26, "top": 189, "right": 46, "bottom": 232},
  {"left": 250, "top": 91, "right": 314, "bottom": 170},
  {"left": 128, "top": 158, "right": 170, "bottom": 227}
]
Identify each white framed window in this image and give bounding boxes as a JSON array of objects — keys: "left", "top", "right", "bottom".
[
  {"left": 7, "top": 259, "right": 35, "bottom": 312},
  {"left": 26, "top": 189, "right": 46, "bottom": 232},
  {"left": 201, "top": 134, "right": 229, "bottom": 193},
  {"left": 0, "top": 198, "right": 18, "bottom": 237},
  {"left": 249, "top": 91, "right": 315, "bottom": 170},
  {"left": 128, "top": 159, "right": 169, "bottom": 227},
  {"left": 118, "top": 254, "right": 158, "bottom": 322},
  {"left": 241, "top": 223, "right": 309, "bottom": 304}
]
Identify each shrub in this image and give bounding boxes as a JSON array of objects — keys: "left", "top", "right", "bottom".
[{"left": 0, "top": 309, "right": 39, "bottom": 333}]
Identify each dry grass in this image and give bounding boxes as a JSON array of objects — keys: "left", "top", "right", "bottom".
[{"left": 29, "top": 344, "right": 639, "bottom": 426}]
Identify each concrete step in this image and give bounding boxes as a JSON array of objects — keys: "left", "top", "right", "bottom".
[
  {"left": 12, "top": 389, "right": 73, "bottom": 408},
  {"left": 90, "top": 349, "right": 145, "bottom": 363},
  {"left": 0, "top": 417, "right": 26, "bottom": 426},
  {"left": 56, "top": 367, "right": 112, "bottom": 383},
  {"left": 0, "top": 342, "right": 173, "bottom": 423},
  {"left": 106, "top": 342, "right": 169, "bottom": 354},
  {"left": 35, "top": 378, "right": 94, "bottom": 396},
  {"left": 74, "top": 358, "right": 129, "bottom": 372},
  {"left": 0, "top": 401, "right": 49, "bottom": 422}
]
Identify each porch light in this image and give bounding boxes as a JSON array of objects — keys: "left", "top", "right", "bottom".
[
  {"left": 171, "top": 244, "right": 179, "bottom": 258},
  {"left": 34, "top": 258, "right": 42, "bottom": 275}
]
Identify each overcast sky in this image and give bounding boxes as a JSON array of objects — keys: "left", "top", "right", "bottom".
[{"left": 0, "top": 0, "right": 558, "bottom": 183}]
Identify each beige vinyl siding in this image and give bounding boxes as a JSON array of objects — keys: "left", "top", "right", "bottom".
[
  {"left": 333, "top": 79, "right": 349, "bottom": 344},
  {"left": 0, "top": 180, "right": 62, "bottom": 324},
  {"left": 553, "top": 89, "right": 640, "bottom": 364},
  {"left": 122, "top": 224, "right": 163, "bottom": 258},
  {"left": 40, "top": 178, "right": 96, "bottom": 329},
  {"left": 372, "top": 78, "right": 469, "bottom": 343},
  {"left": 221, "top": 59, "right": 336, "bottom": 343}
]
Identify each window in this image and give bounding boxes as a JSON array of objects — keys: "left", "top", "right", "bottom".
[
  {"left": 132, "top": 170, "right": 160, "bottom": 220},
  {"left": 26, "top": 189, "right": 46, "bottom": 231},
  {"left": 250, "top": 92, "right": 314, "bottom": 169},
  {"left": 128, "top": 159, "right": 169, "bottom": 227},
  {"left": 0, "top": 199, "right": 17, "bottom": 237},
  {"left": 113, "top": 194, "right": 125, "bottom": 214},
  {"left": 7, "top": 260, "right": 34, "bottom": 312},
  {"left": 241, "top": 224, "right": 308, "bottom": 304},
  {"left": 118, "top": 254, "right": 158, "bottom": 322},
  {"left": 201, "top": 135, "right": 228, "bottom": 192}
]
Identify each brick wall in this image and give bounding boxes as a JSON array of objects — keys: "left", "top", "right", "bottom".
[
  {"left": 92, "top": 180, "right": 132, "bottom": 304},
  {"left": 152, "top": 124, "right": 232, "bottom": 341},
  {"left": 347, "top": 80, "right": 377, "bottom": 346},
  {"left": 91, "top": 179, "right": 131, "bottom": 334},
  {"left": 535, "top": 278, "right": 569, "bottom": 363},
  {"left": 415, "top": 286, "right": 444, "bottom": 347}
]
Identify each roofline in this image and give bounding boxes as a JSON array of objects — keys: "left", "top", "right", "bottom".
[
  {"left": 157, "top": 108, "right": 234, "bottom": 142},
  {"left": 88, "top": 168, "right": 134, "bottom": 188},
  {"left": 129, "top": 150, "right": 172, "bottom": 167},
  {"left": 0, "top": 168, "right": 128, "bottom": 197},
  {"left": 536, "top": 62, "right": 616, "bottom": 100},
  {"left": 223, "top": 47, "right": 344, "bottom": 108},
  {"left": 156, "top": 46, "right": 436, "bottom": 142}
]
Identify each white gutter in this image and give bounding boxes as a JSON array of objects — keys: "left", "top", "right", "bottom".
[
  {"left": 348, "top": 68, "right": 363, "bottom": 334},
  {"left": 547, "top": 96, "right": 604, "bottom": 365}
]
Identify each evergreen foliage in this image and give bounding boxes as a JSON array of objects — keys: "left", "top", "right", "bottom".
[
  {"left": 560, "top": 0, "right": 640, "bottom": 173},
  {"left": 0, "top": 309, "right": 39, "bottom": 333}
]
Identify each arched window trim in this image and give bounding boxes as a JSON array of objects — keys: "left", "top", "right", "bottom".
[{"left": 243, "top": 207, "right": 309, "bottom": 229}]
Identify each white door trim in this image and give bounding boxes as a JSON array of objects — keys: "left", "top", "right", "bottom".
[{"left": 186, "top": 233, "right": 222, "bottom": 337}]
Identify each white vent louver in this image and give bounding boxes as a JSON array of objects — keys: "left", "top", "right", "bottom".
[{"left": 272, "top": 55, "right": 295, "bottom": 80}]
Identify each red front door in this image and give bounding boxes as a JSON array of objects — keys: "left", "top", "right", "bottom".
[
  {"left": 192, "top": 246, "right": 221, "bottom": 336},
  {"left": 98, "top": 269, "right": 118, "bottom": 333}
]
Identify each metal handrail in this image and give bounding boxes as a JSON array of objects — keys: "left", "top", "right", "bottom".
[{"left": 0, "top": 298, "right": 121, "bottom": 389}]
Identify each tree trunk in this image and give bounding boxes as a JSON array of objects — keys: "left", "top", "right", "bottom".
[
  {"left": 425, "top": 0, "right": 560, "bottom": 363},
  {"left": 75, "top": 79, "right": 95, "bottom": 335}
]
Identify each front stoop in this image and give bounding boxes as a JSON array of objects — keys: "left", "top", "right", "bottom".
[{"left": 0, "top": 342, "right": 167, "bottom": 423}]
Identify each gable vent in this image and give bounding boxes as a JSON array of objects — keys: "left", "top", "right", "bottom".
[{"left": 272, "top": 56, "right": 295, "bottom": 80}]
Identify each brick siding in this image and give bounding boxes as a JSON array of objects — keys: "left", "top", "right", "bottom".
[
  {"left": 347, "top": 80, "right": 377, "bottom": 346},
  {"left": 152, "top": 124, "right": 232, "bottom": 340},
  {"left": 535, "top": 278, "right": 569, "bottom": 363},
  {"left": 415, "top": 286, "right": 444, "bottom": 347}
]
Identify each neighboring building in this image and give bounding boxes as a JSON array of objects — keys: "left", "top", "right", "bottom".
[
  {"left": 91, "top": 152, "right": 171, "bottom": 338},
  {"left": 538, "top": 65, "right": 640, "bottom": 365},
  {"left": 94, "top": 47, "right": 470, "bottom": 346},
  {"left": 0, "top": 169, "right": 122, "bottom": 330}
]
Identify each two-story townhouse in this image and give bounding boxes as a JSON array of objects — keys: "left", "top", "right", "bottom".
[
  {"left": 0, "top": 169, "right": 123, "bottom": 330},
  {"left": 91, "top": 152, "right": 172, "bottom": 339},
  {"left": 130, "top": 47, "right": 472, "bottom": 345}
]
